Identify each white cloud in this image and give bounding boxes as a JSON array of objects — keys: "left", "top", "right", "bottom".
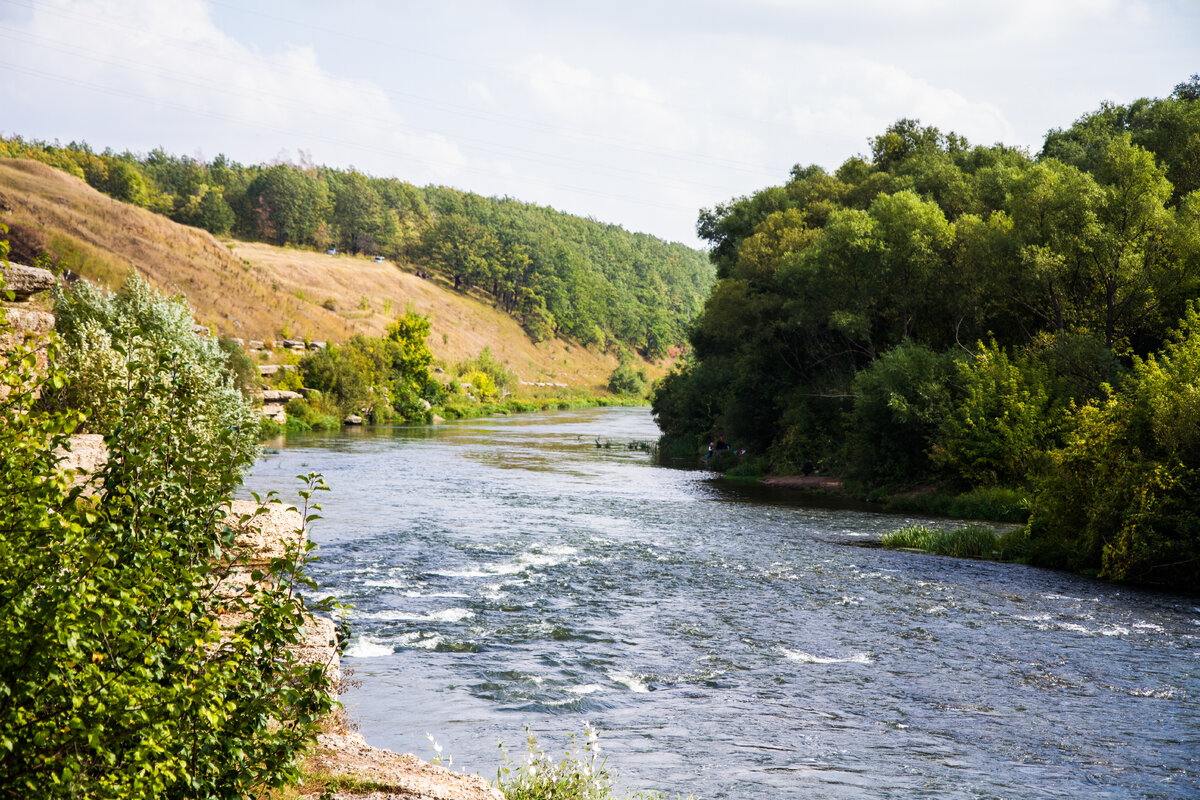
[{"left": 5, "top": 0, "right": 466, "bottom": 180}]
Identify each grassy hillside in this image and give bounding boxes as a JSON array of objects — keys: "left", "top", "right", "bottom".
[{"left": 0, "top": 158, "right": 646, "bottom": 390}]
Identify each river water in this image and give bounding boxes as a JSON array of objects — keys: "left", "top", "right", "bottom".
[{"left": 242, "top": 407, "right": 1199, "bottom": 799}]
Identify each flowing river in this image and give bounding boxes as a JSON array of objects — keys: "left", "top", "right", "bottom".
[{"left": 242, "top": 407, "right": 1199, "bottom": 799}]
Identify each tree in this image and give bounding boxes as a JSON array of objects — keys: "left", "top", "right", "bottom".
[{"left": 244, "top": 165, "right": 328, "bottom": 246}]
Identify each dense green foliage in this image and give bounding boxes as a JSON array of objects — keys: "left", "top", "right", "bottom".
[
  {"left": 297, "top": 311, "right": 442, "bottom": 423},
  {"left": 0, "top": 139, "right": 714, "bottom": 356},
  {"left": 0, "top": 270, "right": 334, "bottom": 796},
  {"left": 43, "top": 277, "right": 260, "bottom": 456},
  {"left": 607, "top": 357, "right": 649, "bottom": 397},
  {"left": 655, "top": 78, "right": 1200, "bottom": 590}
]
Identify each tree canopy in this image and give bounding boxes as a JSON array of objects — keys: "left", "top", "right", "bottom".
[{"left": 653, "top": 80, "right": 1200, "bottom": 590}]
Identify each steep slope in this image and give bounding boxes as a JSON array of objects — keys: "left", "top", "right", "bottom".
[{"left": 0, "top": 158, "right": 637, "bottom": 389}]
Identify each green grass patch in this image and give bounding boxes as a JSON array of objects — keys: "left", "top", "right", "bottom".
[{"left": 881, "top": 524, "right": 1031, "bottom": 561}]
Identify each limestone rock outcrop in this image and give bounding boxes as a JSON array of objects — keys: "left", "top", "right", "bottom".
[{"left": 0, "top": 262, "right": 56, "bottom": 301}]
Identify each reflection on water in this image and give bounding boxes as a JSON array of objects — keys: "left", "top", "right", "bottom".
[{"left": 243, "top": 407, "right": 1200, "bottom": 799}]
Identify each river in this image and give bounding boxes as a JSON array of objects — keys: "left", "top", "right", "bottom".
[{"left": 242, "top": 407, "right": 1199, "bottom": 799}]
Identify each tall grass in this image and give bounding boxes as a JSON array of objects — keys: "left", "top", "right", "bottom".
[{"left": 881, "top": 524, "right": 1030, "bottom": 561}]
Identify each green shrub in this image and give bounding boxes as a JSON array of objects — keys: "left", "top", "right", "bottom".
[
  {"left": 0, "top": 294, "right": 334, "bottom": 797},
  {"left": 454, "top": 346, "right": 515, "bottom": 394},
  {"left": 217, "top": 336, "right": 258, "bottom": 399},
  {"left": 945, "top": 486, "right": 1030, "bottom": 522},
  {"left": 44, "top": 275, "right": 259, "bottom": 475},
  {"left": 885, "top": 486, "right": 1031, "bottom": 523},
  {"left": 1027, "top": 302, "right": 1200, "bottom": 587},
  {"left": 931, "top": 340, "right": 1053, "bottom": 487},
  {"left": 607, "top": 361, "right": 648, "bottom": 397},
  {"left": 285, "top": 396, "right": 341, "bottom": 430},
  {"left": 846, "top": 341, "right": 958, "bottom": 487}
]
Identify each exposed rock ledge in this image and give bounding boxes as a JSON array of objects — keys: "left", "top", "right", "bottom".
[{"left": 309, "top": 726, "right": 503, "bottom": 800}]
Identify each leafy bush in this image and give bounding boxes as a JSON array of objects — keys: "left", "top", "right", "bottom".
[
  {"left": 884, "top": 486, "right": 1031, "bottom": 523},
  {"left": 217, "top": 336, "right": 258, "bottom": 399},
  {"left": 454, "top": 346, "right": 516, "bottom": 394},
  {"left": 846, "top": 341, "right": 958, "bottom": 487},
  {"left": 931, "top": 340, "right": 1053, "bottom": 487},
  {"left": 299, "top": 312, "right": 440, "bottom": 422},
  {"left": 285, "top": 396, "right": 341, "bottom": 430},
  {"left": 44, "top": 275, "right": 259, "bottom": 477},
  {"left": 0, "top": 288, "right": 335, "bottom": 796},
  {"left": 462, "top": 369, "right": 498, "bottom": 400},
  {"left": 607, "top": 360, "right": 648, "bottom": 397}
]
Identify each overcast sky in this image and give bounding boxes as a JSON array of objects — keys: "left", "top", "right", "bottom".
[{"left": 1, "top": 0, "right": 1197, "bottom": 245}]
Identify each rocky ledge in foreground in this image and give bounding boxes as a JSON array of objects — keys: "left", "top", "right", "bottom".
[{"left": 305, "top": 720, "right": 503, "bottom": 800}]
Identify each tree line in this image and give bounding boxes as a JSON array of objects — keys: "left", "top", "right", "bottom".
[
  {"left": 0, "top": 139, "right": 714, "bottom": 358},
  {"left": 653, "top": 76, "right": 1200, "bottom": 590}
]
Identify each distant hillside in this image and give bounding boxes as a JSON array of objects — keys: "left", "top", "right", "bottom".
[
  {"left": 0, "top": 137, "right": 716, "bottom": 358},
  {"left": 0, "top": 158, "right": 648, "bottom": 390}
]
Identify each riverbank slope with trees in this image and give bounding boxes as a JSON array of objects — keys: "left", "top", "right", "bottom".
[{"left": 653, "top": 76, "right": 1200, "bottom": 592}]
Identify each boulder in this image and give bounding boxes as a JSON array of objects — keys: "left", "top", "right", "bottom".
[
  {"left": 262, "top": 403, "right": 287, "bottom": 422},
  {"left": 263, "top": 389, "right": 302, "bottom": 403},
  {"left": 259, "top": 364, "right": 280, "bottom": 376},
  {"left": 309, "top": 341, "right": 326, "bottom": 350},
  {"left": 192, "top": 323, "right": 211, "bottom": 337},
  {"left": 0, "top": 263, "right": 56, "bottom": 301},
  {"left": 418, "top": 398, "right": 432, "bottom": 411},
  {"left": 343, "top": 414, "right": 363, "bottom": 425},
  {"left": 283, "top": 338, "right": 306, "bottom": 349},
  {"left": 248, "top": 340, "right": 264, "bottom": 350},
  {"left": 0, "top": 306, "right": 55, "bottom": 350},
  {"left": 226, "top": 499, "right": 305, "bottom": 563}
]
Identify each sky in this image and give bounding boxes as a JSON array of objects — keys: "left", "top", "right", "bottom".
[{"left": 0, "top": 0, "right": 1197, "bottom": 246}]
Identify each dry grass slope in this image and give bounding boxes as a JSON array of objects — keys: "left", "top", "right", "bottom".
[{"left": 0, "top": 158, "right": 655, "bottom": 390}]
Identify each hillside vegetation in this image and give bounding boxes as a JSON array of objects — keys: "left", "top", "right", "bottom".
[
  {"left": 0, "top": 138, "right": 715, "bottom": 358},
  {"left": 0, "top": 159, "right": 649, "bottom": 390},
  {"left": 655, "top": 76, "right": 1200, "bottom": 590}
]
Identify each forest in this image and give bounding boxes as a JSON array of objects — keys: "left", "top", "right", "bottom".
[
  {"left": 653, "top": 76, "right": 1200, "bottom": 590},
  {"left": 0, "top": 138, "right": 714, "bottom": 358}
]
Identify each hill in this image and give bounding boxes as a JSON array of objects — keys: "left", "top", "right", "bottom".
[
  {"left": 0, "top": 137, "right": 716, "bottom": 360},
  {"left": 0, "top": 158, "right": 642, "bottom": 389}
]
